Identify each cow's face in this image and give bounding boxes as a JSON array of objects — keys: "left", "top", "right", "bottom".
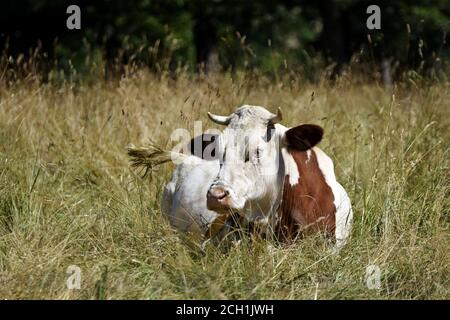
[
  {"left": 206, "top": 105, "right": 324, "bottom": 220},
  {"left": 205, "top": 106, "right": 280, "bottom": 218}
]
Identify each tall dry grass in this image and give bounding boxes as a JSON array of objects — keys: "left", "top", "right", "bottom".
[{"left": 0, "top": 68, "right": 448, "bottom": 299}]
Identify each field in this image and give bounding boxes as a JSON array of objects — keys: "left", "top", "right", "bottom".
[{"left": 0, "top": 70, "right": 448, "bottom": 299}]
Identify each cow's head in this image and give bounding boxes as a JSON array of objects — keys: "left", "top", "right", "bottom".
[{"left": 206, "top": 105, "right": 323, "bottom": 220}]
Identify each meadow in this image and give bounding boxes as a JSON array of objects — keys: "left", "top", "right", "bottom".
[{"left": 0, "top": 69, "right": 448, "bottom": 299}]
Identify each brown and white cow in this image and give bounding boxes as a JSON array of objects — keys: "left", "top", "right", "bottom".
[{"left": 161, "top": 105, "right": 353, "bottom": 247}]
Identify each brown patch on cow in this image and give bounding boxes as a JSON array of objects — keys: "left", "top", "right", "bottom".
[
  {"left": 204, "top": 211, "right": 243, "bottom": 239},
  {"left": 276, "top": 149, "right": 336, "bottom": 242},
  {"left": 205, "top": 212, "right": 229, "bottom": 239}
]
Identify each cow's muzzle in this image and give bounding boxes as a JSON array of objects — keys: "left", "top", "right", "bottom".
[{"left": 207, "top": 185, "right": 232, "bottom": 210}]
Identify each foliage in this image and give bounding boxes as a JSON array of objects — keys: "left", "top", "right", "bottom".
[{"left": 0, "top": 1, "right": 448, "bottom": 76}]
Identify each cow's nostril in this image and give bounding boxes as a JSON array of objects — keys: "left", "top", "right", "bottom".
[
  {"left": 208, "top": 187, "right": 228, "bottom": 200},
  {"left": 217, "top": 192, "right": 226, "bottom": 200},
  {"left": 213, "top": 189, "right": 226, "bottom": 199}
]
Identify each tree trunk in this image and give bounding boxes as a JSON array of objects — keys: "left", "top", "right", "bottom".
[
  {"left": 317, "top": 0, "right": 348, "bottom": 77},
  {"left": 193, "top": 13, "right": 218, "bottom": 73}
]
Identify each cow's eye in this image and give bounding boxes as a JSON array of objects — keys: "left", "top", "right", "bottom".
[
  {"left": 220, "top": 149, "right": 226, "bottom": 165},
  {"left": 244, "top": 149, "right": 250, "bottom": 162}
]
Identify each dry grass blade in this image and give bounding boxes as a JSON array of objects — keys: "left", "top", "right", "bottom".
[{"left": 127, "top": 143, "right": 173, "bottom": 177}]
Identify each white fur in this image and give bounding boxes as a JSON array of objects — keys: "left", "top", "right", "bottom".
[
  {"left": 313, "top": 147, "right": 353, "bottom": 248},
  {"left": 281, "top": 147, "right": 300, "bottom": 186},
  {"left": 161, "top": 156, "right": 219, "bottom": 238},
  {"left": 306, "top": 149, "right": 312, "bottom": 164},
  {"left": 275, "top": 123, "right": 300, "bottom": 186}
]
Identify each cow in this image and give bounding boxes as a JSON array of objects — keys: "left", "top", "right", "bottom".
[{"left": 132, "top": 105, "right": 353, "bottom": 248}]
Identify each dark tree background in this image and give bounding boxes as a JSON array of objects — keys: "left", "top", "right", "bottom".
[{"left": 0, "top": 0, "right": 448, "bottom": 79}]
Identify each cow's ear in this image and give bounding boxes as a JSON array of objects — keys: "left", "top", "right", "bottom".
[{"left": 283, "top": 124, "right": 323, "bottom": 151}]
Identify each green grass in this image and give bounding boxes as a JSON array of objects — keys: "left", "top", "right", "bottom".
[{"left": 0, "top": 71, "right": 449, "bottom": 299}]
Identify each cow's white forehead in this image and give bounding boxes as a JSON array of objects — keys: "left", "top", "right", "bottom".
[{"left": 227, "top": 105, "right": 275, "bottom": 129}]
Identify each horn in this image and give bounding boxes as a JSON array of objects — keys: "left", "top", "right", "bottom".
[
  {"left": 269, "top": 107, "right": 283, "bottom": 124},
  {"left": 207, "top": 112, "right": 232, "bottom": 125}
]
